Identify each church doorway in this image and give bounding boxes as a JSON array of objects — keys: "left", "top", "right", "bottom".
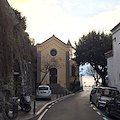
[{"left": 50, "top": 68, "right": 57, "bottom": 84}]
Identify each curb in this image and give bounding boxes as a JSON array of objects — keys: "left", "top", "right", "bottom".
[
  {"left": 90, "top": 104, "right": 110, "bottom": 120},
  {"left": 36, "top": 93, "right": 75, "bottom": 117}
]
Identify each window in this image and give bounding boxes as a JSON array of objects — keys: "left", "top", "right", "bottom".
[
  {"left": 71, "top": 65, "right": 75, "bottom": 76},
  {"left": 39, "top": 87, "right": 48, "bottom": 90},
  {"left": 50, "top": 49, "right": 57, "bottom": 56},
  {"left": 91, "top": 88, "right": 97, "bottom": 94},
  {"left": 115, "top": 95, "right": 120, "bottom": 104},
  {"left": 103, "top": 89, "right": 119, "bottom": 97},
  {"left": 97, "top": 88, "right": 102, "bottom": 93}
]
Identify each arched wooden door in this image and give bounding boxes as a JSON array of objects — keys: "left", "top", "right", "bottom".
[{"left": 50, "top": 68, "right": 57, "bottom": 84}]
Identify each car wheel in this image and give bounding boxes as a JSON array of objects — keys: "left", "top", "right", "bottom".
[
  {"left": 90, "top": 97, "right": 93, "bottom": 103},
  {"left": 105, "top": 106, "right": 111, "bottom": 117},
  {"left": 96, "top": 101, "right": 100, "bottom": 108}
]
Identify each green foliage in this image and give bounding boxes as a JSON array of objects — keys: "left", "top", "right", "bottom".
[
  {"left": 13, "top": 8, "right": 26, "bottom": 30},
  {"left": 74, "top": 31, "right": 112, "bottom": 86}
]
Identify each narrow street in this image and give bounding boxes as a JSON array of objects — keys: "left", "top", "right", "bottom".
[{"left": 37, "top": 87, "right": 108, "bottom": 120}]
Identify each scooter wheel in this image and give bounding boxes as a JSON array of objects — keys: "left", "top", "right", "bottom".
[{"left": 25, "top": 105, "right": 31, "bottom": 113}]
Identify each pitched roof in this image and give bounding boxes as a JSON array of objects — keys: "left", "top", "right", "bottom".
[
  {"left": 111, "top": 22, "right": 120, "bottom": 32},
  {"left": 37, "top": 35, "right": 68, "bottom": 46}
]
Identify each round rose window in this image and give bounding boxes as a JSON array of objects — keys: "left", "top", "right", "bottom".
[{"left": 50, "top": 49, "right": 57, "bottom": 56}]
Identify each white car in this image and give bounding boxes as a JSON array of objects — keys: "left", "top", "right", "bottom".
[
  {"left": 36, "top": 85, "right": 52, "bottom": 100},
  {"left": 91, "top": 87, "right": 119, "bottom": 108}
]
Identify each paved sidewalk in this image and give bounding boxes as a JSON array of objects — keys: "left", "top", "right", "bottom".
[{"left": 15, "top": 94, "right": 65, "bottom": 120}]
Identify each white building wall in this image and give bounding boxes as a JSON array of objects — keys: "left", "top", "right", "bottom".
[
  {"left": 109, "top": 25, "right": 120, "bottom": 91},
  {"left": 107, "top": 57, "right": 115, "bottom": 86},
  {"left": 82, "top": 76, "right": 95, "bottom": 87}
]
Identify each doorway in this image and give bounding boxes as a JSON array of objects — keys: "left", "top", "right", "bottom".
[{"left": 50, "top": 68, "right": 57, "bottom": 84}]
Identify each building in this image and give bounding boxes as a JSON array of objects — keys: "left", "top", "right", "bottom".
[
  {"left": 30, "top": 38, "right": 35, "bottom": 46},
  {"left": 36, "top": 35, "right": 79, "bottom": 93},
  {"left": 105, "top": 23, "right": 120, "bottom": 91}
]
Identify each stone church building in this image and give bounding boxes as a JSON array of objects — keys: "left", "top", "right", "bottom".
[{"left": 37, "top": 35, "right": 79, "bottom": 93}]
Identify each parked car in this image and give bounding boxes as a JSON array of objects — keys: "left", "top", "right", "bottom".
[
  {"left": 91, "top": 87, "right": 119, "bottom": 108},
  {"left": 36, "top": 85, "right": 52, "bottom": 100},
  {"left": 105, "top": 94, "right": 120, "bottom": 119},
  {"left": 90, "top": 87, "right": 97, "bottom": 102}
]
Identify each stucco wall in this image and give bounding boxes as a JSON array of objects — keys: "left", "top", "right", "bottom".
[
  {"left": 107, "top": 57, "right": 115, "bottom": 86},
  {"left": 108, "top": 25, "right": 120, "bottom": 91},
  {"left": 112, "top": 30, "right": 120, "bottom": 91}
]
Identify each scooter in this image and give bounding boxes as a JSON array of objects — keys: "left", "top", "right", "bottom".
[{"left": 19, "top": 93, "right": 31, "bottom": 113}]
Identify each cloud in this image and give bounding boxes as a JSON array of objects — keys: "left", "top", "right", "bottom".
[
  {"left": 60, "top": 0, "right": 120, "bottom": 18},
  {"left": 8, "top": 0, "right": 33, "bottom": 9},
  {"left": 23, "top": 0, "right": 67, "bottom": 28},
  {"left": 8, "top": 0, "right": 120, "bottom": 45}
]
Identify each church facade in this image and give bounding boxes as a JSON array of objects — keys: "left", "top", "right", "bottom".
[{"left": 37, "top": 35, "right": 79, "bottom": 92}]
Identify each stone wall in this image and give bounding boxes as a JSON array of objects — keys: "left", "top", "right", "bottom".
[{"left": 0, "top": 0, "right": 36, "bottom": 97}]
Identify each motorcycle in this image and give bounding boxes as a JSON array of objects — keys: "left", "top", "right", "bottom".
[{"left": 19, "top": 93, "right": 31, "bottom": 113}]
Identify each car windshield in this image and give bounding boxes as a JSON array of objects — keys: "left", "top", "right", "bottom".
[
  {"left": 39, "top": 87, "right": 48, "bottom": 90},
  {"left": 103, "top": 89, "right": 119, "bottom": 97}
]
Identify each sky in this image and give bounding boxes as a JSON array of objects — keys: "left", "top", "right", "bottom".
[{"left": 8, "top": 0, "right": 120, "bottom": 45}]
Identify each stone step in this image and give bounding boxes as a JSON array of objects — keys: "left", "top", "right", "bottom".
[{"left": 48, "top": 84, "right": 70, "bottom": 94}]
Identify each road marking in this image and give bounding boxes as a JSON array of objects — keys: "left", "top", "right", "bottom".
[
  {"left": 90, "top": 103, "right": 110, "bottom": 120},
  {"left": 52, "top": 103, "right": 55, "bottom": 106},
  {"left": 97, "top": 111, "right": 101, "bottom": 115},
  {"left": 48, "top": 105, "right": 51, "bottom": 108},
  {"left": 55, "top": 101, "right": 58, "bottom": 104},
  {"left": 38, "top": 109, "right": 48, "bottom": 120},
  {"left": 103, "top": 117, "right": 109, "bottom": 120},
  {"left": 93, "top": 107, "right": 97, "bottom": 110},
  {"left": 96, "top": 109, "right": 110, "bottom": 120},
  {"left": 58, "top": 99, "right": 63, "bottom": 102},
  {"left": 37, "top": 93, "right": 75, "bottom": 118}
]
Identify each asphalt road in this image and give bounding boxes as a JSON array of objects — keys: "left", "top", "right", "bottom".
[{"left": 38, "top": 87, "right": 107, "bottom": 120}]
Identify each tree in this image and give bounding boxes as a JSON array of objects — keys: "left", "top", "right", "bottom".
[
  {"left": 86, "top": 65, "right": 100, "bottom": 86},
  {"left": 71, "top": 63, "right": 80, "bottom": 91},
  {"left": 13, "top": 8, "right": 26, "bottom": 30},
  {"left": 74, "top": 31, "right": 112, "bottom": 86}
]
